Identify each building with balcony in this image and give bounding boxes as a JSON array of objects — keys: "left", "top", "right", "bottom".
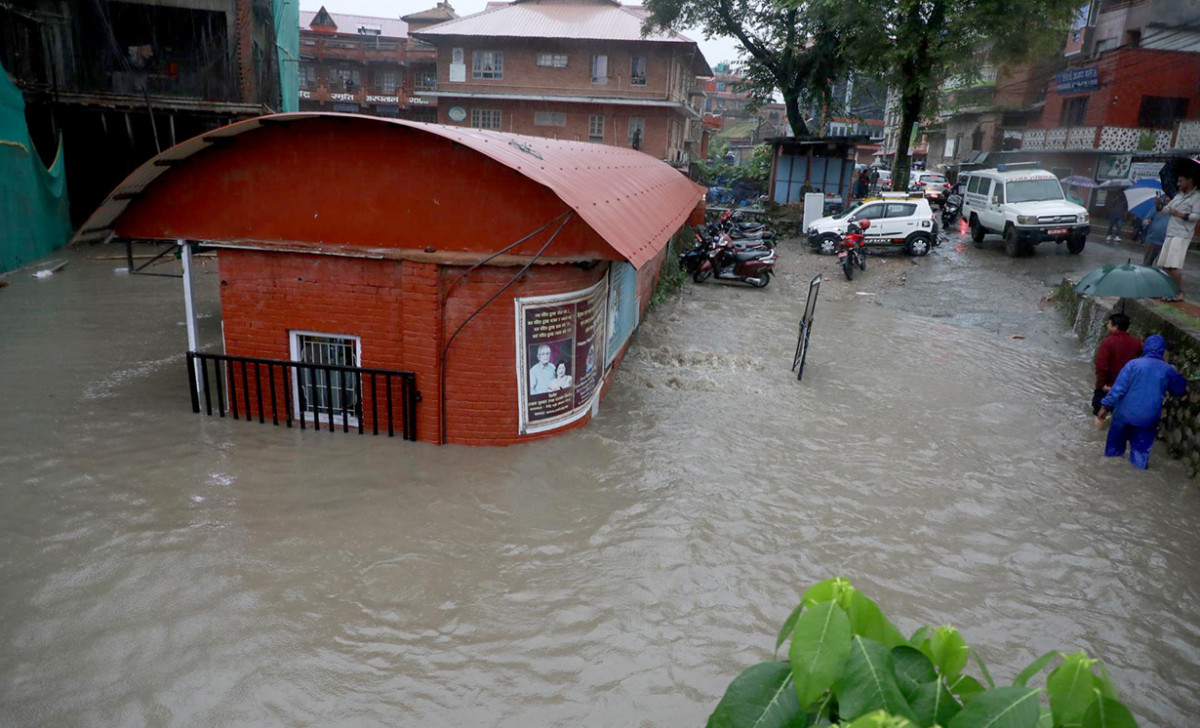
[
  {"left": 298, "top": 5, "right": 450, "bottom": 122},
  {"left": 410, "top": 0, "right": 712, "bottom": 166},
  {"left": 1, "top": 0, "right": 297, "bottom": 229},
  {"left": 704, "top": 62, "right": 754, "bottom": 117}
]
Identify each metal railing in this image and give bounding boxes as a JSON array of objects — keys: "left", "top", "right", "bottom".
[{"left": 186, "top": 352, "right": 419, "bottom": 441}]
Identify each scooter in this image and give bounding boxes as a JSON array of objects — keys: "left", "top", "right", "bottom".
[
  {"left": 839, "top": 220, "right": 869, "bottom": 281},
  {"left": 703, "top": 224, "right": 773, "bottom": 250},
  {"left": 692, "top": 234, "right": 777, "bottom": 288},
  {"left": 719, "top": 209, "right": 778, "bottom": 243},
  {"left": 941, "top": 193, "right": 962, "bottom": 227}
]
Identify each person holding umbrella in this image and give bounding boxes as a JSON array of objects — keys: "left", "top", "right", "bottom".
[{"left": 1157, "top": 167, "right": 1200, "bottom": 301}]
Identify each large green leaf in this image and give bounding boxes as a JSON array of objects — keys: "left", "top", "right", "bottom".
[
  {"left": 802, "top": 578, "right": 853, "bottom": 606},
  {"left": 833, "top": 636, "right": 918, "bottom": 722},
  {"left": 909, "top": 678, "right": 963, "bottom": 728},
  {"left": 946, "top": 686, "right": 1041, "bottom": 728},
  {"left": 1095, "top": 663, "right": 1121, "bottom": 701},
  {"left": 972, "top": 648, "right": 995, "bottom": 689},
  {"left": 891, "top": 646, "right": 937, "bottom": 701},
  {"left": 706, "top": 661, "right": 808, "bottom": 728},
  {"left": 929, "top": 627, "right": 970, "bottom": 680},
  {"left": 841, "top": 710, "right": 920, "bottom": 728},
  {"left": 1081, "top": 696, "right": 1138, "bottom": 728},
  {"left": 1013, "top": 651, "right": 1061, "bottom": 687},
  {"left": 846, "top": 591, "right": 909, "bottom": 649},
  {"left": 947, "top": 675, "right": 985, "bottom": 703},
  {"left": 777, "top": 601, "right": 808, "bottom": 654},
  {"left": 1047, "top": 652, "right": 1098, "bottom": 726},
  {"left": 789, "top": 599, "right": 853, "bottom": 708}
]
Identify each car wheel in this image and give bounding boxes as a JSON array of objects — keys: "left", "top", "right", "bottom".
[
  {"left": 906, "top": 234, "right": 932, "bottom": 257},
  {"left": 1004, "top": 225, "right": 1021, "bottom": 258},
  {"left": 817, "top": 233, "right": 839, "bottom": 255},
  {"left": 970, "top": 215, "right": 986, "bottom": 244},
  {"left": 1067, "top": 235, "right": 1086, "bottom": 254}
]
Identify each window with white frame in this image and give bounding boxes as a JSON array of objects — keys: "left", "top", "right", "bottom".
[
  {"left": 332, "top": 67, "right": 360, "bottom": 90},
  {"left": 591, "top": 54, "right": 608, "bottom": 84},
  {"left": 299, "top": 64, "right": 316, "bottom": 87},
  {"left": 630, "top": 56, "right": 646, "bottom": 86},
  {"left": 470, "top": 108, "right": 502, "bottom": 129},
  {"left": 376, "top": 70, "right": 399, "bottom": 94},
  {"left": 627, "top": 117, "right": 644, "bottom": 148},
  {"left": 536, "top": 53, "right": 568, "bottom": 68},
  {"left": 472, "top": 50, "right": 503, "bottom": 79},
  {"left": 534, "top": 111, "right": 567, "bottom": 126},
  {"left": 290, "top": 332, "right": 361, "bottom": 424},
  {"left": 588, "top": 115, "right": 604, "bottom": 142}
]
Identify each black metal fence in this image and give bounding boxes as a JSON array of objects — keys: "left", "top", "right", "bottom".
[{"left": 186, "top": 352, "right": 419, "bottom": 441}]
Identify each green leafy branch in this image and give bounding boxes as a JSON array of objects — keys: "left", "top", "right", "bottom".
[{"left": 705, "top": 578, "right": 1137, "bottom": 728}]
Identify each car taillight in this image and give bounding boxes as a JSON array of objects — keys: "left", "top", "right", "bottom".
[{"left": 915, "top": 181, "right": 926, "bottom": 187}]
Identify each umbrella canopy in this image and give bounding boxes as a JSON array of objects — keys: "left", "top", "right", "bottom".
[
  {"left": 1160, "top": 156, "right": 1200, "bottom": 198},
  {"left": 1125, "top": 178, "right": 1164, "bottom": 219},
  {"left": 1061, "top": 175, "right": 1099, "bottom": 188},
  {"left": 1074, "top": 262, "right": 1179, "bottom": 299}
]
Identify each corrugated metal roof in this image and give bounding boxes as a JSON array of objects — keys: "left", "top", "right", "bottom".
[
  {"left": 75, "top": 113, "right": 704, "bottom": 270},
  {"left": 300, "top": 10, "right": 408, "bottom": 39},
  {"left": 414, "top": 1, "right": 695, "bottom": 45}
]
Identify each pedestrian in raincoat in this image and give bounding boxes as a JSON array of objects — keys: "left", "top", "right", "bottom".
[{"left": 1095, "top": 334, "right": 1188, "bottom": 469}]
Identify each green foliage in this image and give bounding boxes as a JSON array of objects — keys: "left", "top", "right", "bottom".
[
  {"left": 704, "top": 578, "right": 1139, "bottom": 728},
  {"left": 649, "top": 231, "right": 691, "bottom": 308}
]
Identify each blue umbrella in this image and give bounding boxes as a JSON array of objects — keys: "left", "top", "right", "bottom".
[{"left": 1125, "top": 178, "right": 1163, "bottom": 219}]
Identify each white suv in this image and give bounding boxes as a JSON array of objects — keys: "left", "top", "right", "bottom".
[
  {"left": 808, "top": 195, "right": 938, "bottom": 256},
  {"left": 961, "top": 164, "right": 1089, "bottom": 257}
]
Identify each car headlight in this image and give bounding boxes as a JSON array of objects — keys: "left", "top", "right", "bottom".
[
  {"left": 1017, "top": 215, "right": 1038, "bottom": 225},
  {"left": 1079, "top": 213, "right": 1089, "bottom": 223}
]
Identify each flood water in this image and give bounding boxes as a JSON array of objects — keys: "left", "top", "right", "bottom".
[{"left": 2, "top": 242, "right": 1199, "bottom": 727}]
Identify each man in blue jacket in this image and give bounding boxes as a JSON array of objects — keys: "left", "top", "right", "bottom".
[{"left": 1095, "top": 334, "right": 1188, "bottom": 469}]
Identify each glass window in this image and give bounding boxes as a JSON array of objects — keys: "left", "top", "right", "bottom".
[
  {"left": 536, "top": 53, "right": 568, "bottom": 68},
  {"left": 630, "top": 56, "right": 646, "bottom": 86},
  {"left": 376, "top": 70, "right": 398, "bottom": 94},
  {"left": 1006, "top": 179, "right": 1065, "bottom": 203},
  {"left": 852, "top": 204, "right": 885, "bottom": 221},
  {"left": 299, "top": 64, "right": 316, "bottom": 87},
  {"left": 627, "top": 117, "right": 644, "bottom": 148},
  {"left": 291, "top": 333, "right": 361, "bottom": 424},
  {"left": 591, "top": 55, "right": 608, "bottom": 84},
  {"left": 472, "top": 50, "right": 503, "bottom": 79},
  {"left": 470, "top": 109, "right": 501, "bottom": 129},
  {"left": 967, "top": 176, "right": 983, "bottom": 194},
  {"left": 332, "top": 68, "right": 360, "bottom": 89},
  {"left": 1138, "top": 96, "right": 1188, "bottom": 128},
  {"left": 1060, "top": 96, "right": 1088, "bottom": 126},
  {"left": 994, "top": 184, "right": 1005, "bottom": 203},
  {"left": 885, "top": 203, "right": 917, "bottom": 218},
  {"left": 534, "top": 111, "right": 566, "bottom": 127},
  {"left": 589, "top": 115, "right": 604, "bottom": 142}
]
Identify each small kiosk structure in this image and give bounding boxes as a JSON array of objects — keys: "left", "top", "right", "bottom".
[{"left": 79, "top": 113, "right": 704, "bottom": 445}]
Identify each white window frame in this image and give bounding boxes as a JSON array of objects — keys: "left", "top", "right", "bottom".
[
  {"left": 472, "top": 50, "right": 503, "bottom": 79},
  {"left": 588, "top": 114, "right": 604, "bottom": 142},
  {"left": 536, "top": 53, "right": 569, "bottom": 68},
  {"left": 591, "top": 54, "right": 608, "bottom": 85},
  {"left": 299, "top": 64, "right": 316, "bottom": 87},
  {"left": 470, "top": 108, "right": 502, "bottom": 129},
  {"left": 630, "top": 56, "right": 647, "bottom": 86},
  {"left": 534, "top": 111, "right": 567, "bottom": 127},
  {"left": 376, "top": 70, "right": 399, "bottom": 94},
  {"left": 289, "top": 331, "right": 362, "bottom": 426}
]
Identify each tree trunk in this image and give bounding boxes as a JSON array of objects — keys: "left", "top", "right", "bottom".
[
  {"left": 784, "top": 91, "right": 808, "bottom": 138},
  {"left": 893, "top": 89, "right": 922, "bottom": 191}
]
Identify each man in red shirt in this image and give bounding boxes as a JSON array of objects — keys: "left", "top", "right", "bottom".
[{"left": 1093, "top": 312, "right": 1142, "bottom": 414}]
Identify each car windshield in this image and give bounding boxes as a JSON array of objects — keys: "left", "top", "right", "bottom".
[
  {"left": 922, "top": 175, "right": 946, "bottom": 183},
  {"left": 1006, "top": 179, "right": 1065, "bottom": 203}
]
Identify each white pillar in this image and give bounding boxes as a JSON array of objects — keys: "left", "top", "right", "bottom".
[{"left": 180, "top": 239, "right": 203, "bottom": 393}]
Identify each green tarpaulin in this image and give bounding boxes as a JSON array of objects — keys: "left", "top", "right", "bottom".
[
  {"left": 275, "top": 0, "right": 299, "bottom": 113},
  {"left": 1, "top": 64, "right": 71, "bottom": 273}
]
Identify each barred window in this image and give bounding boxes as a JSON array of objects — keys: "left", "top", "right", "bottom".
[
  {"left": 470, "top": 109, "right": 502, "bottom": 129},
  {"left": 534, "top": 111, "right": 567, "bottom": 126},
  {"left": 291, "top": 332, "right": 361, "bottom": 424}
]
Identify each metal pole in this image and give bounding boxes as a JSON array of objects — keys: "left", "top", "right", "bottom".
[{"left": 180, "top": 239, "right": 203, "bottom": 395}]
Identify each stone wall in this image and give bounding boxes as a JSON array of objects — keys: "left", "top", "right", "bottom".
[{"left": 1058, "top": 280, "right": 1200, "bottom": 476}]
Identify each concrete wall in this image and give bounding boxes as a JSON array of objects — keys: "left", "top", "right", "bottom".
[{"left": 1059, "top": 280, "right": 1200, "bottom": 475}]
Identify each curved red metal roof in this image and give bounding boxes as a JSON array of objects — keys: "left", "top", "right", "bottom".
[{"left": 76, "top": 113, "right": 704, "bottom": 269}]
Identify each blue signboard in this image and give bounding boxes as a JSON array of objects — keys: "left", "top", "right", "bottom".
[{"left": 1056, "top": 66, "right": 1098, "bottom": 94}]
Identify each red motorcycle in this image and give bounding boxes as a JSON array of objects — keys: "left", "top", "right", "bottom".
[
  {"left": 839, "top": 219, "right": 870, "bottom": 280},
  {"left": 693, "top": 231, "right": 777, "bottom": 288}
]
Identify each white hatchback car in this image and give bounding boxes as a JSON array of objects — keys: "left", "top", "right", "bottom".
[
  {"left": 910, "top": 171, "right": 948, "bottom": 204},
  {"left": 807, "top": 196, "right": 939, "bottom": 256}
]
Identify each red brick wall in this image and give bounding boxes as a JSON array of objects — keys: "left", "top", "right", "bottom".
[{"left": 217, "top": 246, "right": 669, "bottom": 447}]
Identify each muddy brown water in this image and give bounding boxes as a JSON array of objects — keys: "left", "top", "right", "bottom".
[{"left": 2, "top": 243, "right": 1198, "bottom": 727}]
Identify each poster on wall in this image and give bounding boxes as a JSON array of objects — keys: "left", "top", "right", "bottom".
[
  {"left": 1129, "top": 162, "right": 1164, "bottom": 183},
  {"left": 515, "top": 280, "right": 608, "bottom": 435},
  {"left": 605, "top": 262, "right": 640, "bottom": 369},
  {"left": 1096, "top": 154, "right": 1132, "bottom": 180}
]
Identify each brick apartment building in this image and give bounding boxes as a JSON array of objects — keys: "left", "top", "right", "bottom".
[
  {"left": 410, "top": 0, "right": 712, "bottom": 165},
  {"left": 704, "top": 62, "right": 753, "bottom": 116},
  {"left": 298, "top": 4, "right": 453, "bottom": 121}
]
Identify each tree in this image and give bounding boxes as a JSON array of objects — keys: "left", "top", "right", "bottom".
[
  {"left": 642, "top": 0, "right": 850, "bottom": 138},
  {"left": 831, "top": 0, "right": 1079, "bottom": 189}
]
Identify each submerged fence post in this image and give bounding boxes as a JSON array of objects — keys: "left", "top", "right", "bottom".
[{"left": 180, "top": 239, "right": 203, "bottom": 397}]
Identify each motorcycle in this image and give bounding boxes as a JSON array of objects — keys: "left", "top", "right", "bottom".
[
  {"left": 718, "top": 209, "right": 777, "bottom": 243},
  {"left": 689, "top": 231, "right": 777, "bottom": 288},
  {"left": 838, "top": 219, "right": 870, "bottom": 281},
  {"left": 941, "top": 193, "right": 962, "bottom": 227}
]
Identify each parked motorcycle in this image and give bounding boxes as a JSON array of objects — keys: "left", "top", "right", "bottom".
[
  {"left": 718, "top": 209, "right": 778, "bottom": 243},
  {"left": 941, "top": 193, "right": 962, "bottom": 227},
  {"left": 839, "top": 220, "right": 870, "bottom": 281},
  {"left": 688, "top": 232, "right": 777, "bottom": 288}
]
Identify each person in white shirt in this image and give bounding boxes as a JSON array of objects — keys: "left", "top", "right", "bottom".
[
  {"left": 529, "top": 345, "right": 557, "bottom": 394},
  {"left": 1157, "top": 169, "right": 1200, "bottom": 302}
]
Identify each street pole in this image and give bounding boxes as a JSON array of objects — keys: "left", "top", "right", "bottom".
[{"left": 180, "top": 239, "right": 203, "bottom": 395}]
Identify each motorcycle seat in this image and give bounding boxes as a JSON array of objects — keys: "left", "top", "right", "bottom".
[{"left": 732, "top": 250, "right": 772, "bottom": 261}]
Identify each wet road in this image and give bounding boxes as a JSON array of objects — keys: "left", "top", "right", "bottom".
[{"left": 1, "top": 239, "right": 1198, "bottom": 727}]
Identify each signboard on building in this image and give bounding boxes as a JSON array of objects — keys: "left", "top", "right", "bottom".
[
  {"left": 1055, "top": 66, "right": 1098, "bottom": 94},
  {"left": 515, "top": 280, "right": 607, "bottom": 435},
  {"left": 605, "top": 262, "right": 639, "bottom": 369},
  {"left": 1130, "top": 161, "right": 1164, "bottom": 182},
  {"left": 1096, "top": 154, "right": 1132, "bottom": 180}
]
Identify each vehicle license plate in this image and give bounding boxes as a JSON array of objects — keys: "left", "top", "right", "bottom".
[{"left": 1048, "top": 227, "right": 1067, "bottom": 236}]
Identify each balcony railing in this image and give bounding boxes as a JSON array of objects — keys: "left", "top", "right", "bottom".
[{"left": 1022, "top": 121, "right": 1194, "bottom": 152}]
